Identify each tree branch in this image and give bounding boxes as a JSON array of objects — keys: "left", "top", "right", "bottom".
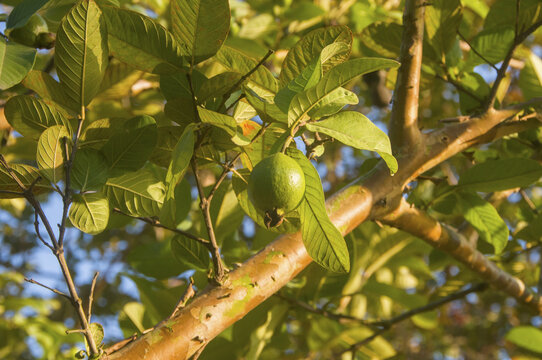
[
  {"left": 389, "top": 0, "right": 425, "bottom": 151},
  {"left": 380, "top": 199, "right": 542, "bottom": 312},
  {"left": 104, "top": 100, "right": 542, "bottom": 359}
]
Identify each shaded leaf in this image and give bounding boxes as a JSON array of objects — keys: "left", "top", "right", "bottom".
[
  {"left": 22, "top": 70, "right": 79, "bottom": 113},
  {"left": 171, "top": 235, "right": 210, "bottom": 271},
  {"left": 458, "top": 158, "right": 542, "bottom": 192},
  {"left": 101, "top": 5, "right": 184, "bottom": 73},
  {"left": 71, "top": 148, "right": 109, "bottom": 191},
  {"left": 425, "top": 0, "right": 462, "bottom": 56},
  {"left": 171, "top": 0, "right": 230, "bottom": 65},
  {"left": 101, "top": 115, "right": 157, "bottom": 173},
  {"left": 6, "top": 0, "right": 48, "bottom": 30},
  {"left": 127, "top": 240, "right": 187, "bottom": 279}
]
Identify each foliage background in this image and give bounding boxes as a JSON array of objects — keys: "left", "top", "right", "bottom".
[{"left": 0, "top": 0, "right": 542, "bottom": 359}]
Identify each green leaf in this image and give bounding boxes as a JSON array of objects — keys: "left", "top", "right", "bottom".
[
  {"left": 104, "top": 168, "right": 165, "bottom": 218},
  {"left": 55, "top": 0, "right": 108, "bottom": 107},
  {"left": 275, "top": 56, "right": 322, "bottom": 113},
  {"left": 506, "top": 326, "right": 542, "bottom": 354},
  {"left": 71, "top": 148, "right": 109, "bottom": 191},
  {"left": 69, "top": 192, "right": 110, "bottom": 235},
  {"left": 197, "top": 107, "right": 251, "bottom": 146},
  {"left": 127, "top": 240, "right": 187, "bottom": 279},
  {"left": 455, "top": 191, "right": 509, "bottom": 254},
  {"left": 197, "top": 72, "right": 243, "bottom": 103},
  {"left": 6, "top": 0, "right": 48, "bottom": 30},
  {"left": 118, "top": 302, "right": 152, "bottom": 335},
  {"left": 209, "top": 180, "right": 245, "bottom": 240},
  {"left": 519, "top": 51, "right": 542, "bottom": 99},
  {"left": 288, "top": 57, "right": 399, "bottom": 127},
  {"left": 4, "top": 95, "right": 71, "bottom": 140},
  {"left": 97, "top": 61, "right": 144, "bottom": 99},
  {"left": 0, "top": 164, "right": 50, "bottom": 198},
  {"left": 287, "top": 148, "right": 350, "bottom": 272},
  {"left": 360, "top": 22, "right": 402, "bottom": 58},
  {"left": 216, "top": 46, "right": 278, "bottom": 100},
  {"left": 279, "top": 25, "right": 352, "bottom": 87},
  {"left": 305, "top": 111, "right": 397, "bottom": 173},
  {"left": 101, "top": 115, "right": 157, "bottom": 173},
  {"left": 232, "top": 168, "right": 300, "bottom": 233},
  {"left": 171, "top": 235, "right": 210, "bottom": 271},
  {"left": 307, "top": 87, "right": 358, "bottom": 119},
  {"left": 170, "top": 0, "right": 230, "bottom": 65},
  {"left": 484, "top": 0, "right": 542, "bottom": 34},
  {"left": 101, "top": 5, "right": 185, "bottom": 74},
  {"left": 466, "top": 27, "right": 515, "bottom": 68},
  {"left": 244, "top": 90, "right": 288, "bottom": 124},
  {"left": 21, "top": 70, "right": 79, "bottom": 113},
  {"left": 160, "top": 70, "right": 206, "bottom": 101},
  {"left": 36, "top": 125, "right": 70, "bottom": 184},
  {"left": 458, "top": 158, "right": 542, "bottom": 192},
  {"left": 160, "top": 124, "right": 195, "bottom": 227},
  {"left": 0, "top": 37, "right": 36, "bottom": 90},
  {"left": 516, "top": 214, "right": 542, "bottom": 243},
  {"left": 458, "top": 72, "right": 490, "bottom": 114},
  {"left": 425, "top": 0, "right": 462, "bottom": 56},
  {"left": 149, "top": 126, "right": 184, "bottom": 168}
]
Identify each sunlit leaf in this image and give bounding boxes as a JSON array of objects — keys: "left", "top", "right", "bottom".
[
  {"left": 36, "top": 125, "right": 70, "bottom": 184},
  {"left": 288, "top": 148, "right": 350, "bottom": 272},
  {"left": 305, "top": 111, "right": 397, "bottom": 173},
  {"left": 160, "top": 124, "right": 195, "bottom": 227},
  {"left": 105, "top": 168, "right": 165, "bottom": 218},
  {"left": 288, "top": 57, "right": 399, "bottom": 127},
  {"left": 0, "top": 38, "right": 36, "bottom": 90},
  {"left": 4, "top": 95, "right": 72, "bottom": 140},
  {"left": 69, "top": 192, "right": 109, "bottom": 235},
  {"left": 71, "top": 148, "right": 109, "bottom": 191},
  {"left": 55, "top": 0, "right": 108, "bottom": 107}
]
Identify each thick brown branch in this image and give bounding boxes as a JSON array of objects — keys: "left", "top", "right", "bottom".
[
  {"left": 389, "top": 0, "right": 425, "bottom": 151},
  {"left": 381, "top": 199, "right": 542, "bottom": 313}
]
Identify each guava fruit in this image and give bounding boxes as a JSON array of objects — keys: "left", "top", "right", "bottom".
[
  {"left": 8, "top": 14, "right": 49, "bottom": 48},
  {"left": 247, "top": 152, "right": 305, "bottom": 228}
]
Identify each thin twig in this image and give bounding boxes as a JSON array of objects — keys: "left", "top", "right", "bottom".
[
  {"left": 458, "top": 31, "right": 499, "bottom": 71},
  {"left": 520, "top": 189, "right": 538, "bottom": 214},
  {"left": 435, "top": 74, "right": 483, "bottom": 103},
  {"left": 275, "top": 293, "right": 375, "bottom": 327},
  {"left": 34, "top": 211, "right": 55, "bottom": 252},
  {"left": 87, "top": 272, "right": 99, "bottom": 323},
  {"left": 218, "top": 49, "right": 274, "bottom": 111},
  {"left": 485, "top": 15, "right": 542, "bottom": 110},
  {"left": 24, "top": 277, "right": 71, "bottom": 300},
  {"left": 334, "top": 283, "right": 488, "bottom": 357},
  {"left": 192, "top": 159, "right": 227, "bottom": 284},
  {"left": 112, "top": 208, "right": 210, "bottom": 246}
]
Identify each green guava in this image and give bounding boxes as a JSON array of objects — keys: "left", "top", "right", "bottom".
[
  {"left": 247, "top": 153, "right": 305, "bottom": 228},
  {"left": 8, "top": 14, "right": 49, "bottom": 48}
]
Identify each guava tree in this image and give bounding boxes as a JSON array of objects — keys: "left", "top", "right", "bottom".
[{"left": 1, "top": 0, "right": 542, "bottom": 359}]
